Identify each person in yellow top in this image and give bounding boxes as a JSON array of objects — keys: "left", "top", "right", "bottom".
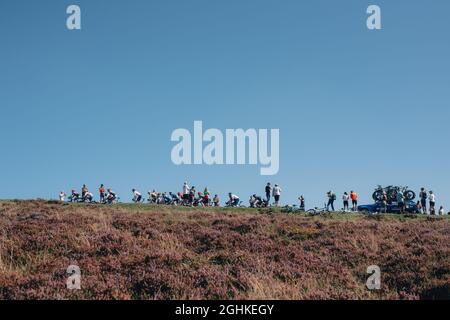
[{"left": 213, "top": 194, "right": 220, "bottom": 207}]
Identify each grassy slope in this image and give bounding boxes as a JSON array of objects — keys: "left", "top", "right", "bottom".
[{"left": 0, "top": 200, "right": 449, "bottom": 300}]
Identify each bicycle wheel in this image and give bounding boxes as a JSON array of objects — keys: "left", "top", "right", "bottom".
[
  {"left": 405, "top": 190, "right": 416, "bottom": 201},
  {"left": 372, "top": 190, "right": 383, "bottom": 201}
]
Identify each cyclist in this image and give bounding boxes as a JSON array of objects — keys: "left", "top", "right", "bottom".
[
  {"left": 106, "top": 189, "right": 117, "bottom": 204},
  {"left": 193, "top": 192, "right": 205, "bottom": 207},
  {"left": 170, "top": 192, "right": 181, "bottom": 205},
  {"left": 83, "top": 191, "right": 94, "bottom": 203},
  {"left": 162, "top": 192, "right": 172, "bottom": 204},
  {"left": 70, "top": 189, "right": 80, "bottom": 202},
  {"left": 213, "top": 194, "right": 220, "bottom": 207},
  {"left": 132, "top": 189, "right": 142, "bottom": 203},
  {"left": 249, "top": 194, "right": 261, "bottom": 208},
  {"left": 148, "top": 190, "right": 157, "bottom": 203},
  {"left": 228, "top": 193, "right": 240, "bottom": 207}
]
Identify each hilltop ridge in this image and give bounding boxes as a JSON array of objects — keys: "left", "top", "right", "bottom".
[{"left": 0, "top": 200, "right": 449, "bottom": 300}]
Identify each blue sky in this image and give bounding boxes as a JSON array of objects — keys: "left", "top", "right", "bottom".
[{"left": 0, "top": 0, "right": 449, "bottom": 209}]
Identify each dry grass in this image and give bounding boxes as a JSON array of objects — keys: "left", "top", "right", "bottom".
[{"left": 0, "top": 200, "right": 449, "bottom": 300}]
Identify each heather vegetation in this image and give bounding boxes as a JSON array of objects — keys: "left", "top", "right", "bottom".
[{"left": 0, "top": 200, "right": 448, "bottom": 300}]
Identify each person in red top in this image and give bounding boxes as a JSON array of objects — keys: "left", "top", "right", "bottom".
[
  {"left": 350, "top": 191, "right": 358, "bottom": 211},
  {"left": 203, "top": 187, "right": 210, "bottom": 206},
  {"left": 99, "top": 184, "right": 105, "bottom": 203}
]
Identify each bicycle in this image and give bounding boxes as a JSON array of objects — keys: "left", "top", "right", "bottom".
[{"left": 306, "top": 203, "right": 330, "bottom": 216}]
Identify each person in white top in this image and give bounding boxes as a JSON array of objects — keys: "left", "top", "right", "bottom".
[
  {"left": 272, "top": 184, "right": 282, "bottom": 206},
  {"left": 438, "top": 206, "right": 445, "bottom": 216},
  {"left": 183, "top": 182, "right": 190, "bottom": 195},
  {"left": 84, "top": 192, "right": 94, "bottom": 203},
  {"left": 429, "top": 191, "right": 436, "bottom": 215},
  {"left": 342, "top": 192, "right": 350, "bottom": 212},
  {"left": 132, "top": 189, "right": 142, "bottom": 203},
  {"left": 59, "top": 191, "right": 66, "bottom": 202},
  {"left": 182, "top": 182, "right": 190, "bottom": 205},
  {"left": 228, "top": 193, "right": 240, "bottom": 207}
]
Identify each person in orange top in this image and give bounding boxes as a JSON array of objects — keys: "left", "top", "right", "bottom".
[
  {"left": 99, "top": 184, "right": 105, "bottom": 203},
  {"left": 350, "top": 191, "right": 358, "bottom": 211}
]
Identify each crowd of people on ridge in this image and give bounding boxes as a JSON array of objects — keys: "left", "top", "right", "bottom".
[{"left": 58, "top": 183, "right": 447, "bottom": 215}]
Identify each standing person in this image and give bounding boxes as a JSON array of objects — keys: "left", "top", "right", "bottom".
[
  {"left": 429, "top": 191, "right": 436, "bottom": 215},
  {"left": 59, "top": 191, "right": 66, "bottom": 202},
  {"left": 81, "top": 184, "right": 88, "bottom": 199},
  {"left": 189, "top": 186, "right": 196, "bottom": 206},
  {"left": 265, "top": 183, "right": 272, "bottom": 203},
  {"left": 203, "top": 188, "right": 210, "bottom": 206},
  {"left": 298, "top": 195, "right": 305, "bottom": 211},
  {"left": 182, "top": 182, "right": 190, "bottom": 205},
  {"left": 342, "top": 192, "right": 350, "bottom": 212},
  {"left": 99, "top": 184, "right": 105, "bottom": 203},
  {"left": 381, "top": 192, "right": 388, "bottom": 214},
  {"left": 419, "top": 187, "right": 428, "bottom": 214},
  {"left": 213, "top": 194, "right": 220, "bottom": 207},
  {"left": 326, "top": 191, "right": 336, "bottom": 211},
  {"left": 273, "top": 184, "right": 282, "bottom": 206},
  {"left": 350, "top": 190, "right": 358, "bottom": 211},
  {"left": 396, "top": 191, "right": 405, "bottom": 214}
]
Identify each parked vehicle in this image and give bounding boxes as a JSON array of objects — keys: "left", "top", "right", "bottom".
[{"left": 358, "top": 200, "right": 420, "bottom": 214}]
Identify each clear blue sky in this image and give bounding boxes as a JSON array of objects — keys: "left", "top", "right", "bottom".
[{"left": 0, "top": 0, "right": 449, "bottom": 208}]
